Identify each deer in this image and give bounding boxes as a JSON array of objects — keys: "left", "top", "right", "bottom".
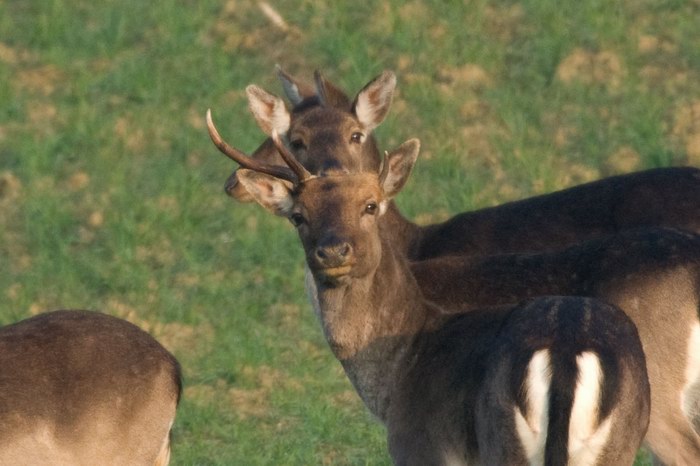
[
  {"left": 224, "top": 67, "right": 700, "bottom": 261},
  {"left": 0, "top": 310, "right": 182, "bottom": 466},
  {"left": 219, "top": 126, "right": 650, "bottom": 465},
  {"left": 207, "top": 113, "right": 700, "bottom": 464}
]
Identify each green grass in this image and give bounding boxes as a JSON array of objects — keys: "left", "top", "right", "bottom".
[{"left": 2, "top": 0, "right": 699, "bottom": 463}]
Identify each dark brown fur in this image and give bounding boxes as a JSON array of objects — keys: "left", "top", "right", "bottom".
[
  {"left": 237, "top": 158, "right": 650, "bottom": 465},
  {"left": 226, "top": 70, "right": 700, "bottom": 261}
]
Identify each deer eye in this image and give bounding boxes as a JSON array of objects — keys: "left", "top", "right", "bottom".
[
  {"left": 290, "top": 139, "right": 306, "bottom": 151},
  {"left": 289, "top": 213, "right": 305, "bottom": 227},
  {"left": 350, "top": 132, "right": 364, "bottom": 144},
  {"left": 364, "top": 202, "right": 378, "bottom": 215}
]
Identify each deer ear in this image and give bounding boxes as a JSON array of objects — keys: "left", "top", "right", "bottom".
[
  {"left": 379, "top": 138, "right": 420, "bottom": 199},
  {"left": 236, "top": 169, "right": 295, "bottom": 216},
  {"left": 314, "top": 71, "right": 352, "bottom": 108},
  {"left": 246, "top": 85, "right": 291, "bottom": 136},
  {"left": 276, "top": 65, "right": 315, "bottom": 106},
  {"left": 352, "top": 71, "right": 396, "bottom": 131}
]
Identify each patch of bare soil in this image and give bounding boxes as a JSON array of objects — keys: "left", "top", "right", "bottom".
[
  {"left": 556, "top": 48, "right": 625, "bottom": 91},
  {"left": 671, "top": 100, "right": 700, "bottom": 163},
  {"left": 108, "top": 298, "right": 215, "bottom": 355},
  {"left": 604, "top": 146, "right": 641, "bottom": 174},
  {"left": 205, "top": 0, "right": 301, "bottom": 61},
  {"left": 15, "top": 65, "right": 65, "bottom": 96},
  {"left": 484, "top": 3, "right": 525, "bottom": 43},
  {"left": 186, "top": 364, "right": 302, "bottom": 420},
  {"left": 0, "top": 171, "right": 22, "bottom": 203},
  {"left": 437, "top": 64, "right": 493, "bottom": 94}
]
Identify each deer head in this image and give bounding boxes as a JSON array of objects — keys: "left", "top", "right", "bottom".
[
  {"left": 225, "top": 68, "right": 397, "bottom": 202},
  {"left": 211, "top": 105, "right": 419, "bottom": 286}
]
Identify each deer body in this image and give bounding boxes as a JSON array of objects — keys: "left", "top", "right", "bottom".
[
  {"left": 233, "top": 146, "right": 650, "bottom": 465},
  {"left": 212, "top": 70, "right": 700, "bottom": 463},
  {"left": 0, "top": 310, "right": 181, "bottom": 466}
]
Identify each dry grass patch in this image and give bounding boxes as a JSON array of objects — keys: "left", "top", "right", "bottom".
[
  {"left": 671, "top": 100, "right": 700, "bottom": 163},
  {"left": 15, "top": 64, "right": 64, "bottom": 96},
  {"left": 556, "top": 48, "right": 626, "bottom": 91},
  {"left": 604, "top": 146, "right": 642, "bottom": 175}
]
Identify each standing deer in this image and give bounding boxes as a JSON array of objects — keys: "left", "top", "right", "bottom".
[
  {"left": 225, "top": 131, "right": 650, "bottom": 465},
  {"left": 207, "top": 114, "right": 700, "bottom": 464},
  {"left": 225, "top": 68, "right": 700, "bottom": 260},
  {"left": 0, "top": 310, "right": 181, "bottom": 466}
]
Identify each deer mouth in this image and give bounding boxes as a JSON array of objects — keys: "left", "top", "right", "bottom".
[
  {"left": 320, "top": 265, "right": 353, "bottom": 278},
  {"left": 314, "top": 264, "right": 355, "bottom": 285}
]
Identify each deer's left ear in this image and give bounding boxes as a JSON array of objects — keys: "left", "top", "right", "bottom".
[
  {"left": 352, "top": 71, "right": 396, "bottom": 131},
  {"left": 379, "top": 138, "right": 420, "bottom": 199},
  {"left": 236, "top": 169, "right": 295, "bottom": 216}
]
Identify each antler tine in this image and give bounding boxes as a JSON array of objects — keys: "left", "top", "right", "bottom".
[
  {"left": 206, "top": 109, "right": 297, "bottom": 183},
  {"left": 271, "top": 129, "right": 312, "bottom": 183}
]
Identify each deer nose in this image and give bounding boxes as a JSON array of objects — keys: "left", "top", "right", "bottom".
[{"left": 314, "top": 236, "right": 354, "bottom": 268}]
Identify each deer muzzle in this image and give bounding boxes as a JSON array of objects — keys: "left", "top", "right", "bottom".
[{"left": 313, "top": 235, "right": 355, "bottom": 280}]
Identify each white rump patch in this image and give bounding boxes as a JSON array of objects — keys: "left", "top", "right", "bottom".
[
  {"left": 681, "top": 323, "right": 700, "bottom": 422},
  {"left": 514, "top": 349, "right": 551, "bottom": 466},
  {"left": 568, "top": 351, "right": 613, "bottom": 466}
]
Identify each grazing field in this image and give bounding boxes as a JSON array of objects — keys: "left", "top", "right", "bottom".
[{"left": 2, "top": 0, "right": 700, "bottom": 464}]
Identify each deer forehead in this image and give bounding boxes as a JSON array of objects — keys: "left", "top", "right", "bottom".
[
  {"left": 296, "top": 174, "right": 383, "bottom": 212},
  {"left": 290, "top": 108, "right": 362, "bottom": 137}
]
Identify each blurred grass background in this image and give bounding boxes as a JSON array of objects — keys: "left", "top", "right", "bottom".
[{"left": 2, "top": 0, "right": 700, "bottom": 464}]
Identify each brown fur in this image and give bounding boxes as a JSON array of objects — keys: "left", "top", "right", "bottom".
[
  {"left": 215, "top": 70, "right": 700, "bottom": 463},
  {"left": 237, "top": 162, "right": 650, "bottom": 465},
  {"left": 0, "top": 310, "right": 181, "bottom": 466},
  {"left": 226, "top": 69, "right": 700, "bottom": 260}
]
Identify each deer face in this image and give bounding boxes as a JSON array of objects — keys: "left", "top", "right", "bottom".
[
  {"left": 285, "top": 106, "right": 381, "bottom": 176},
  {"left": 234, "top": 140, "right": 420, "bottom": 287},
  {"left": 226, "top": 70, "right": 396, "bottom": 202},
  {"left": 296, "top": 174, "right": 386, "bottom": 285}
]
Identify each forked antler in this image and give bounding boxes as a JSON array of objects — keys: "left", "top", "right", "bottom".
[{"left": 206, "top": 109, "right": 298, "bottom": 183}]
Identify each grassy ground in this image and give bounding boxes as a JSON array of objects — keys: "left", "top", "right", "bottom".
[{"left": 2, "top": 0, "right": 700, "bottom": 464}]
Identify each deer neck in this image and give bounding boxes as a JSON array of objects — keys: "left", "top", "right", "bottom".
[
  {"left": 381, "top": 201, "right": 422, "bottom": 257},
  {"left": 313, "top": 230, "right": 439, "bottom": 420}
]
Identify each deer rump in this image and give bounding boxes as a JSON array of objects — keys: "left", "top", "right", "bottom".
[{"left": 0, "top": 310, "right": 181, "bottom": 466}]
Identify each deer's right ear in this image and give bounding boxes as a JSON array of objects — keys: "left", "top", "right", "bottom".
[
  {"left": 379, "top": 138, "right": 420, "bottom": 199},
  {"left": 236, "top": 169, "right": 294, "bottom": 216},
  {"left": 246, "top": 85, "right": 291, "bottom": 136}
]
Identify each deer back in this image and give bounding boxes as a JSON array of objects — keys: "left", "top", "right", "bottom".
[{"left": 0, "top": 310, "right": 181, "bottom": 466}]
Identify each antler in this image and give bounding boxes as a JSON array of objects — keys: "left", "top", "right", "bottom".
[
  {"left": 206, "top": 109, "right": 297, "bottom": 183},
  {"left": 270, "top": 129, "right": 312, "bottom": 183}
]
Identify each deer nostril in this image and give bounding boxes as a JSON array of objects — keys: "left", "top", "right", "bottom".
[{"left": 315, "top": 240, "right": 353, "bottom": 266}]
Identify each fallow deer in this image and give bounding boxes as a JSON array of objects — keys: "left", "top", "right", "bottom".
[
  {"left": 225, "top": 130, "right": 650, "bottom": 465},
  {"left": 207, "top": 112, "right": 700, "bottom": 464},
  {"left": 0, "top": 310, "right": 181, "bottom": 466},
  {"left": 226, "top": 68, "right": 700, "bottom": 260}
]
